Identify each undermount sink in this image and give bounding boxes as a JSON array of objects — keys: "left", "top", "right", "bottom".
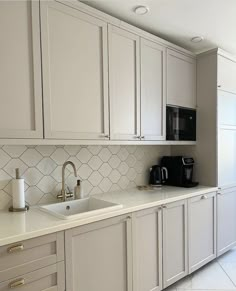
[{"left": 39, "top": 197, "right": 123, "bottom": 220}]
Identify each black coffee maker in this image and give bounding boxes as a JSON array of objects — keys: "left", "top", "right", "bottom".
[{"left": 160, "top": 156, "right": 198, "bottom": 188}]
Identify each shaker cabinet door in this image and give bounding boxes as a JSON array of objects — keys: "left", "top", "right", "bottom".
[
  {"left": 140, "top": 39, "right": 166, "bottom": 141},
  {"left": 162, "top": 199, "right": 188, "bottom": 288},
  {"left": 218, "top": 55, "right": 236, "bottom": 94},
  {"left": 218, "top": 128, "right": 236, "bottom": 187},
  {"left": 217, "top": 187, "right": 236, "bottom": 256},
  {"left": 188, "top": 192, "right": 216, "bottom": 273},
  {"left": 108, "top": 25, "right": 141, "bottom": 140},
  {"left": 0, "top": 0, "right": 43, "bottom": 138},
  {"left": 41, "top": 1, "right": 109, "bottom": 140},
  {"left": 133, "top": 207, "right": 162, "bottom": 291},
  {"left": 167, "top": 49, "right": 196, "bottom": 109},
  {"left": 65, "top": 215, "right": 132, "bottom": 291}
]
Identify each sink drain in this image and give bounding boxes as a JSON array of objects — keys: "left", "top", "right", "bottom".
[{"left": 66, "top": 205, "right": 70, "bottom": 210}]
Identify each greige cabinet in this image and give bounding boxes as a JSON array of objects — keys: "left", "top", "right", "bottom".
[
  {"left": 133, "top": 207, "right": 162, "bottom": 291},
  {"left": 218, "top": 55, "right": 236, "bottom": 94},
  {"left": 0, "top": 0, "right": 43, "bottom": 138},
  {"left": 217, "top": 187, "right": 236, "bottom": 256},
  {"left": 162, "top": 199, "right": 188, "bottom": 288},
  {"left": 188, "top": 192, "right": 216, "bottom": 273},
  {"left": 41, "top": 1, "right": 109, "bottom": 140},
  {"left": 0, "top": 263, "right": 65, "bottom": 291},
  {"left": 140, "top": 39, "right": 166, "bottom": 141},
  {"left": 167, "top": 49, "right": 196, "bottom": 108},
  {"left": 0, "top": 232, "right": 64, "bottom": 290},
  {"left": 65, "top": 214, "right": 132, "bottom": 291},
  {"left": 108, "top": 25, "right": 140, "bottom": 140}
]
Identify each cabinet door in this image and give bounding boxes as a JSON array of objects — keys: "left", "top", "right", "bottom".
[
  {"left": 218, "top": 128, "right": 236, "bottom": 187},
  {"left": 141, "top": 39, "right": 166, "bottom": 141},
  {"left": 0, "top": 263, "right": 65, "bottom": 291},
  {"left": 218, "top": 55, "right": 236, "bottom": 94},
  {"left": 65, "top": 214, "right": 132, "bottom": 291},
  {"left": 133, "top": 207, "right": 162, "bottom": 291},
  {"left": 188, "top": 192, "right": 216, "bottom": 273},
  {"left": 217, "top": 187, "right": 236, "bottom": 256},
  {"left": 162, "top": 200, "right": 188, "bottom": 288},
  {"left": 0, "top": 0, "right": 43, "bottom": 138},
  {"left": 108, "top": 25, "right": 140, "bottom": 140},
  {"left": 218, "top": 90, "right": 236, "bottom": 126},
  {"left": 41, "top": 1, "right": 109, "bottom": 140},
  {"left": 167, "top": 49, "right": 196, "bottom": 108}
]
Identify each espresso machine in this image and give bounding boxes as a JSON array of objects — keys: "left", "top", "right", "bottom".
[{"left": 160, "top": 156, "right": 198, "bottom": 188}]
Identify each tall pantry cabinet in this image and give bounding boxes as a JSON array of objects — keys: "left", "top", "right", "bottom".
[{"left": 176, "top": 48, "right": 236, "bottom": 256}]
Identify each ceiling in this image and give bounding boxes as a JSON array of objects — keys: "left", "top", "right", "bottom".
[{"left": 81, "top": 0, "right": 236, "bottom": 55}]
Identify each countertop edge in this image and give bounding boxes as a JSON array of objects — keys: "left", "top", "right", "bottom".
[{"left": 0, "top": 186, "right": 218, "bottom": 247}]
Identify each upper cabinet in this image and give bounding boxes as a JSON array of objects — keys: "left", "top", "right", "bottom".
[
  {"left": 167, "top": 49, "right": 196, "bottom": 109},
  {"left": 108, "top": 25, "right": 140, "bottom": 140},
  {"left": 0, "top": 0, "right": 196, "bottom": 143},
  {"left": 40, "top": 1, "right": 109, "bottom": 140},
  {"left": 140, "top": 39, "right": 166, "bottom": 141},
  {"left": 0, "top": 0, "right": 43, "bottom": 138},
  {"left": 218, "top": 55, "right": 236, "bottom": 94}
]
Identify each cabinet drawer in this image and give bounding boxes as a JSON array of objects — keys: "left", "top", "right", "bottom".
[
  {"left": 0, "top": 262, "right": 65, "bottom": 291},
  {"left": 0, "top": 232, "right": 64, "bottom": 282}
]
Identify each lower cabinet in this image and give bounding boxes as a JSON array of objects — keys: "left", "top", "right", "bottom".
[
  {"left": 65, "top": 214, "right": 133, "bottom": 291},
  {"left": 133, "top": 207, "right": 163, "bottom": 291},
  {"left": 217, "top": 187, "right": 236, "bottom": 256},
  {"left": 188, "top": 192, "right": 216, "bottom": 273},
  {"left": 162, "top": 200, "right": 188, "bottom": 288},
  {"left": 0, "top": 263, "right": 65, "bottom": 291}
]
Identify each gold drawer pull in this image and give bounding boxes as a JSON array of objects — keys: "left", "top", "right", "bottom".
[
  {"left": 9, "top": 278, "right": 25, "bottom": 289},
  {"left": 7, "top": 244, "right": 24, "bottom": 253}
]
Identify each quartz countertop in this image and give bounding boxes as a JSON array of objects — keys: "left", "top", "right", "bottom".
[{"left": 0, "top": 185, "right": 217, "bottom": 247}]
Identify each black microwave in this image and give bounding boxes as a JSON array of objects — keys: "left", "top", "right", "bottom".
[{"left": 166, "top": 106, "right": 196, "bottom": 141}]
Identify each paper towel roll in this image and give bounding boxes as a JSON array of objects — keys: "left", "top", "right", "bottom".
[{"left": 12, "top": 179, "right": 25, "bottom": 209}]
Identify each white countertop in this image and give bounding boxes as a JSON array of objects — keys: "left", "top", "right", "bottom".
[{"left": 0, "top": 185, "right": 217, "bottom": 247}]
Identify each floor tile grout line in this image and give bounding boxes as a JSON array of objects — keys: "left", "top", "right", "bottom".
[{"left": 217, "top": 260, "right": 236, "bottom": 288}]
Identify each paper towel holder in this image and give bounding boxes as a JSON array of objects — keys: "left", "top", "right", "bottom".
[{"left": 9, "top": 205, "right": 29, "bottom": 212}]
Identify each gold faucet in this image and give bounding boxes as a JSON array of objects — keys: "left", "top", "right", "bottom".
[{"left": 57, "top": 161, "right": 77, "bottom": 201}]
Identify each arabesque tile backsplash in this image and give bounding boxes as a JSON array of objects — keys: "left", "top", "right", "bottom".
[{"left": 0, "top": 145, "right": 170, "bottom": 209}]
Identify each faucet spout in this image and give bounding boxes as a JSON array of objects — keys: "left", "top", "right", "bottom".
[{"left": 60, "top": 161, "right": 77, "bottom": 201}]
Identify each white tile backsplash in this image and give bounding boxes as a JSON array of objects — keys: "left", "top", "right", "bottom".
[{"left": 0, "top": 145, "right": 170, "bottom": 209}]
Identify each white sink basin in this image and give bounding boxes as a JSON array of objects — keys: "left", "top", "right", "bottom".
[{"left": 39, "top": 197, "right": 123, "bottom": 220}]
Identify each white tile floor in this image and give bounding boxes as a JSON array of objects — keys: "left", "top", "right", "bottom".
[{"left": 165, "top": 248, "right": 236, "bottom": 291}]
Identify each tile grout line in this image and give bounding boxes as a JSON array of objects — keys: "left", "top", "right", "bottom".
[{"left": 217, "top": 260, "right": 236, "bottom": 288}]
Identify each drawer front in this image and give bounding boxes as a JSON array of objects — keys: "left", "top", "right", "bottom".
[
  {"left": 0, "top": 232, "right": 64, "bottom": 282},
  {"left": 0, "top": 262, "right": 65, "bottom": 291}
]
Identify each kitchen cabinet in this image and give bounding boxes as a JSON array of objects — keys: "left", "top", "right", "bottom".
[
  {"left": 0, "top": 0, "right": 43, "bottom": 139},
  {"left": 0, "top": 232, "right": 64, "bottom": 290},
  {"left": 218, "top": 128, "right": 236, "bottom": 187},
  {"left": 218, "top": 55, "right": 236, "bottom": 94},
  {"left": 65, "top": 214, "right": 132, "bottom": 291},
  {"left": 0, "top": 263, "right": 65, "bottom": 291},
  {"left": 188, "top": 192, "right": 216, "bottom": 273},
  {"left": 141, "top": 39, "right": 166, "bottom": 141},
  {"left": 218, "top": 90, "right": 236, "bottom": 126},
  {"left": 180, "top": 48, "right": 236, "bottom": 188},
  {"left": 162, "top": 199, "right": 188, "bottom": 288},
  {"left": 41, "top": 1, "right": 109, "bottom": 140},
  {"left": 167, "top": 49, "right": 196, "bottom": 108},
  {"left": 108, "top": 25, "right": 140, "bottom": 140},
  {"left": 133, "top": 207, "right": 162, "bottom": 291},
  {"left": 217, "top": 187, "right": 236, "bottom": 256}
]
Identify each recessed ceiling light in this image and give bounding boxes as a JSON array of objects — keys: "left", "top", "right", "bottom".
[
  {"left": 191, "top": 36, "right": 204, "bottom": 43},
  {"left": 134, "top": 5, "right": 149, "bottom": 15}
]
